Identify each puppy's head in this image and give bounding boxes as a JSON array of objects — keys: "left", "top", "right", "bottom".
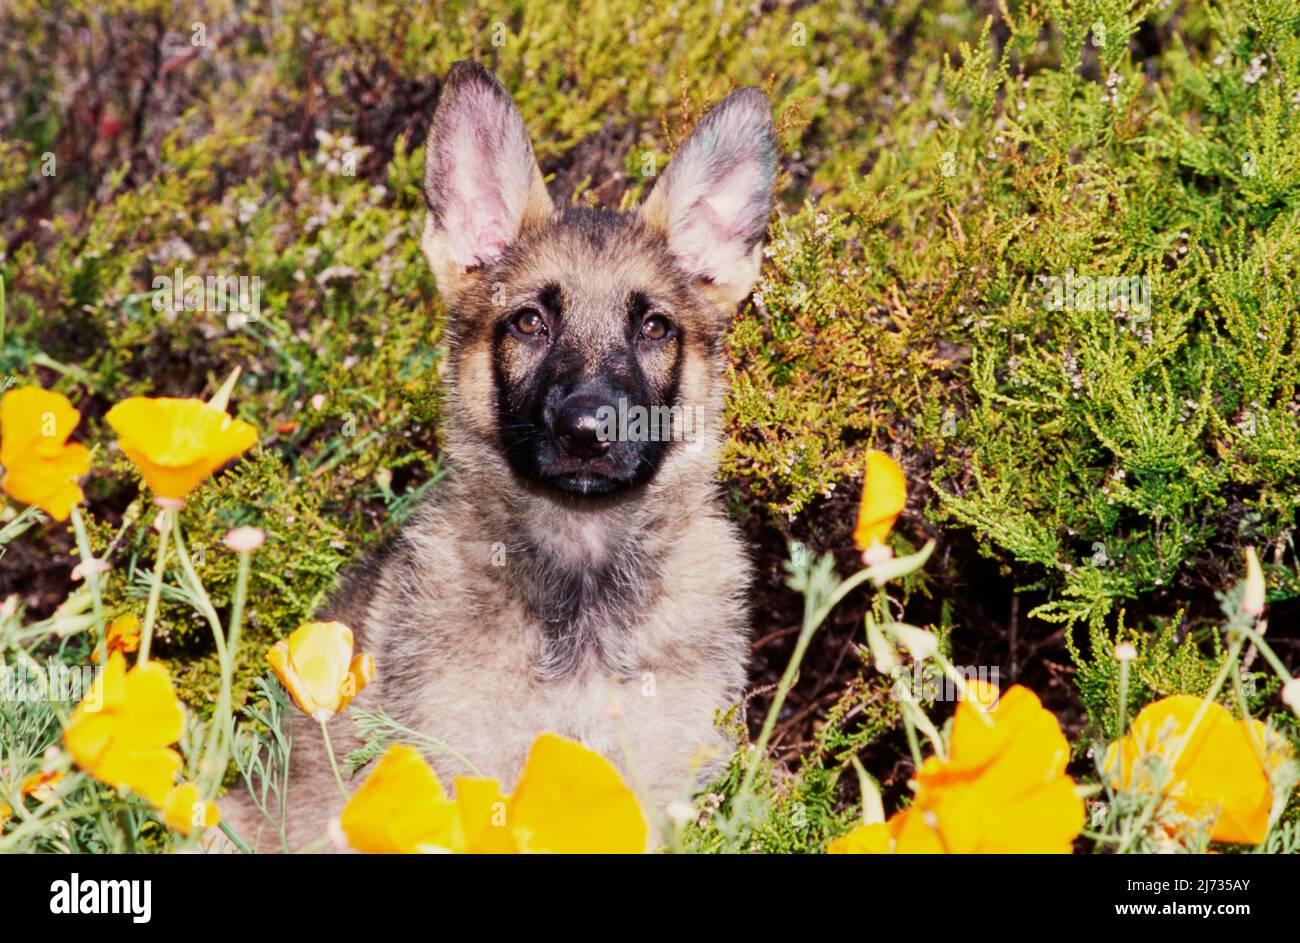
[{"left": 422, "top": 61, "right": 775, "bottom": 498}]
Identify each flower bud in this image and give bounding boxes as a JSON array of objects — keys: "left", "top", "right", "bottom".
[
  {"left": 891, "top": 623, "right": 939, "bottom": 661},
  {"left": 224, "top": 526, "right": 265, "bottom": 553},
  {"left": 71, "top": 558, "right": 110, "bottom": 581},
  {"left": 1242, "top": 547, "right": 1265, "bottom": 617},
  {"left": 866, "top": 615, "right": 899, "bottom": 674}
]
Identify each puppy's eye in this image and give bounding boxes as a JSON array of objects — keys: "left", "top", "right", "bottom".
[
  {"left": 511, "top": 308, "right": 547, "bottom": 338},
  {"left": 640, "top": 315, "right": 673, "bottom": 343}
]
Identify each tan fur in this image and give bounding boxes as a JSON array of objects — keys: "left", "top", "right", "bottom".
[{"left": 219, "top": 64, "right": 773, "bottom": 852}]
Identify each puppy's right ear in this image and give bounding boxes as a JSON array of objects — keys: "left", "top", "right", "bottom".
[{"left": 421, "top": 61, "right": 554, "bottom": 299}]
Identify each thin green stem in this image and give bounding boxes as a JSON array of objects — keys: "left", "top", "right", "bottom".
[
  {"left": 218, "top": 820, "right": 253, "bottom": 854},
  {"left": 736, "top": 606, "right": 820, "bottom": 804},
  {"left": 1233, "top": 622, "right": 1293, "bottom": 683},
  {"left": 169, "top": 511, "right": 237, "bottom": 796},
  {"left": 1117, "top": 655, "right": 1131, "bottom": 774},
  {"left": 138, "top": 511, "right": 172, "bottom": 664},
  {"left": 69, "top": 506, "right": 106, "bottom": 663},
  {"left": 0, "top": 806, "right": 99, "bottom": 853},
  {"left": 729, "top": 546, "right": 933, "bottom": 841},
  {"left": 319, "top": 718, "right": 350, "bottom": 802},
  {"left": 170, "top": 511, "right": 225, "bottom": 653},
  {"left": 1230, "top": 654, "right": 1287, "bottom": 850},
  {"left": 808, "top": 566, "right": 879, "bottom": 634},
  {"left": 202, "top": 549, "right": 252, "bottom": 798},
  {"left": 900, "top": 704, "right": 924, "bottom": 768}
]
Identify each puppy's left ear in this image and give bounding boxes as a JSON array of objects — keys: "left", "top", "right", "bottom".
[{"left": 640, "top": 87, "right": 776, "bottom": 310}]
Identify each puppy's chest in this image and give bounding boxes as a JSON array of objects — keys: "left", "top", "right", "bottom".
[
  {"left": 393, "top": 657, "right": 710, "bottom": 796},
  {"left": 375, "top": 598, "right": 733, "bottom": 793}
]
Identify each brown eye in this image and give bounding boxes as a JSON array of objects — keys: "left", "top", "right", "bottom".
[
  {"left": 640, "top": 315, "right": 672, "bottom": 342},
  {"left": 512, "top": 308, "right": 547, "bottom": 337}
]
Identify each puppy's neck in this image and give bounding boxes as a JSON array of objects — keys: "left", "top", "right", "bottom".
[{"left": 446, "top": 444, "right": 692, "bottom": 678}]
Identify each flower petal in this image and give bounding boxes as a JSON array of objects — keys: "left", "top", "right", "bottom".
[
  {"left": 339, "top": 745, "right": 456, "bottom": 853},
  {"left": 507, "top": 733, "right": 647, "bottom": 853},
  {"left": 160, "top": 782, "right": 220, "bottom": 835},
  {"left": 853, "top": 450, "right": 906, "bottom": 550},
  {"left": 828, "top": 822, "right": 891, "bottom": 854},
  {"left": 452, "top": 776, "right": 516, "bottom": 853},
  {"left": 0, "top": 388, "right": 89, "bottom": 520}
]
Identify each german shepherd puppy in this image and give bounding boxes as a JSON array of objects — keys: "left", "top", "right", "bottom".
[{"left": 223, "top": 61, "right": 775, "bottom": 851}]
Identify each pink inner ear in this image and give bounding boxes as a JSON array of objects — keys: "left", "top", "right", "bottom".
[
  {"left": 432, "top": 87, "right": 536, "bottom": 271},
  {"left": 670, "top": 164, "right": 760, "bottom": 279},
  {"left": 445, "top": 196, "right": 510, "bottom": 269},
  {"left": 439, "top": 124, "right": 515, "bottom": 268}
]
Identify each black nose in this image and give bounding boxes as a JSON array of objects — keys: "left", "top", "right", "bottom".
[{"left": 553, "top": 395, "right": 612, "bottom": 459}]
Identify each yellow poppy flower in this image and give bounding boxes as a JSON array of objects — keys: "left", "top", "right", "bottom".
[
  {"left": 505, "top": 733, "right": 649, "bottom": 853},
  {"left": 0, "top": 387, "right": 91, "bottom": 521},
  {"left": 267, "top": 621, "right": 375, "bottom": 721},
  {"left": 338, "top": 745, "right": 459, "bottom": 853},
  {"left": 1105, "top": 695, "right": 1292, "bottom": 845},
  {"left": 62, "top": 652, "right": 185, "bottom": 805},
  {"left": 93, "top": 614, "right": 142, "bottom": 661},
  {"left": 159, "top": 782, "right": 220, "bottom": 836},
  {"left": 853, "top": 450, "right": 906, "bottom": 550},
  {"left": 836, "top": 685, "right": 1082, "bottom": 854},
  {"left": 827, "top": 821, "right": 891, "bottom": 854},
  {"left": 105, "top": 397, "right": 257, "bottom": 500},
  {"left": 340, "top": 733, "right": 648, "bottom": 854}
]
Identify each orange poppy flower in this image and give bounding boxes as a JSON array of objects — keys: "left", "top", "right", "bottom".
[
  {"left": 93, "top": 614, "right": 142, "bottom": 661},
  {"left": 831, "top": 685, "right": 1083, "bottom": 854},
  {"left": 159, "top": 782, "right": 220, "bottom": 836},
  {"left": 853, "top": 450, "right": 906, "bottom": 550},
  {"left": 1105, "top": 695, "right": 1292, "bottom": 845}
]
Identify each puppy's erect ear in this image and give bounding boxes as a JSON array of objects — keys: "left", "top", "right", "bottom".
[
  {"left": 640, "top": 87, "right": 776, "bottom": 310},
  {"left": 421, "top": 61, "right": 554, "bottom": 299}
]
